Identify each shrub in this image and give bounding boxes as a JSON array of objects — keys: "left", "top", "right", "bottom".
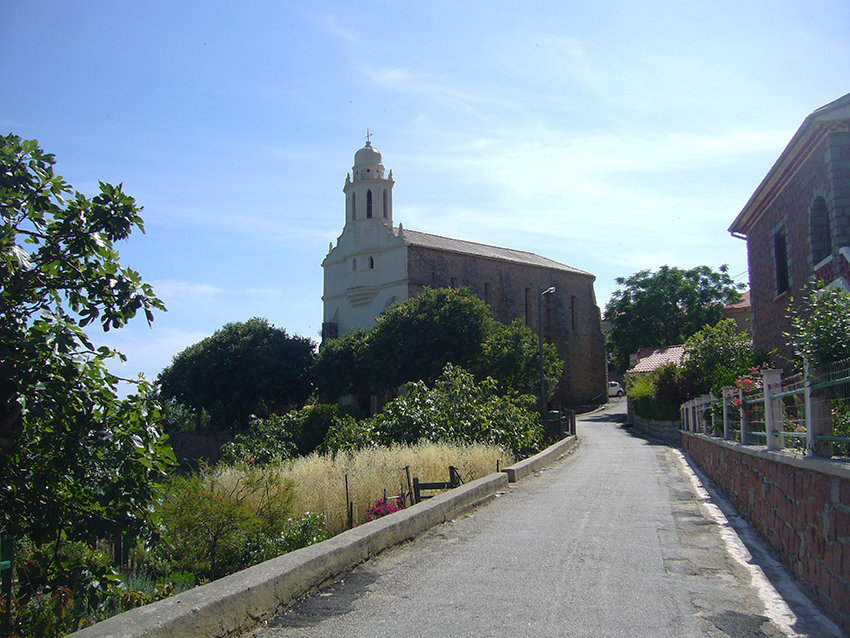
[
  {"left": 365, "top": 495, "right": 406, "bottom": 522},
  {"left": 788, "top": 284, "right": 850, "bottom": 369},
  {"left": 10, "top": 535, "right": 121, "bottom": 637},
  {"left": 626, "top": 364, "right": 684, "bottom": 421},
  {"left": 222, "top": 404, "right": 366, "bottom": 464},
  {"left": 154, "top": 465, "right": 294, "bottom": 581},
  {"left": 365, "top": 364, "right": 542, "bottom": 455}
]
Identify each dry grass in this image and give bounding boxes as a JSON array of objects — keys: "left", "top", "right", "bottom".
[{"left": 215, "top": 442, "right": 511, "bottom": 537}]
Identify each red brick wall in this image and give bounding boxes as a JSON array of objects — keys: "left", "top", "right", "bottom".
[
  {"left": 681, "top": 433, "right": 850, "bottom": 633},
  {"left": 406, "top": 246, "right": 608, "bottom": 405},
  {"left": 745, "top": 130, "right": 850, "bottom": 369}
]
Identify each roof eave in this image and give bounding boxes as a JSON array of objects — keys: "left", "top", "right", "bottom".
[{"left": 728, "top": 92, "right": 850, "bottom": 237}]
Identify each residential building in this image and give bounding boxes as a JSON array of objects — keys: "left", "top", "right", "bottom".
[{"left": 729, "top": 92, "right": 850, "bottom": 367}]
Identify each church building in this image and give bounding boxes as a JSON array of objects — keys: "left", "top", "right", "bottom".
[{"left": 322, "top": 140, "right": 608, "bottom": 406}]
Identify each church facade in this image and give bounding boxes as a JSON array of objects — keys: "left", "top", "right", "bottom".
[{"left": 322, "top": 140, "right": 608, "bottom": 406}]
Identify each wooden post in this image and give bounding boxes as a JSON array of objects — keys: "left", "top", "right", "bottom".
[
  {"left": 405, "top": 466, "right": 414, "bottom": 505},
  {"left": 345, "top": 474, "right": 353, "bottom": 529}
]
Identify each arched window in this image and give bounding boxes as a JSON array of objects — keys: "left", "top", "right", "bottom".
[
  {"left": 351, "top": 193, "right": 356, "bottom": 220},
  {"left": 382, "top": 190, "right": 388, "bottom": 218},
  {"left": 369, "top": 256, "right": 375, "bottom": 269},
  {"left": 809, "top": 196, "right": 831, "bottom": 266},
  {"left": 366, "top": 190, "right": 373, "bottom": 218},
  {"left": 352, "top": 258, "right": 357, "bottom": 271}
]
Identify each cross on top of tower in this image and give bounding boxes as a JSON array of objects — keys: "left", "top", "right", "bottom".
[{"left": 365, "top": 128, "right": 372, "bottom": 146}]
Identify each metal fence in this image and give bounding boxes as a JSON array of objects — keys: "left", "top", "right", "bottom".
[{"left": 680, "top": 357, "right": 850, "bottom": 458}]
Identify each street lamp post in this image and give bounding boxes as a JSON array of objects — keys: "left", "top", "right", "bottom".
[{"left": 539, "top": 286, "right": 556, "bottom": 419}]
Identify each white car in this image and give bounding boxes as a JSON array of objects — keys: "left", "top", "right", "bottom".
[{"left": 608, "top": 381, "right": 625, "bottom": 397}]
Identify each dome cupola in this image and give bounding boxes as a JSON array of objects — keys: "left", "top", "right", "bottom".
[{"left": 343, "top": 133, "right": 394, "bottom": 225}]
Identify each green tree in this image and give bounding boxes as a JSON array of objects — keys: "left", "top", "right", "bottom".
[
  {"left": 477, "top": 319, "right": 563, "bottom": 398},
  {"left": 157, "top": 318, "right": 316, "bottom": 429},
  {"left": 366, "top": 287, "right": 494, "bottom": 393},
  {"left": 0, "top": 134, "right": 173, "bottom": 632},
  {"left": 312, "top": 327, "right": 370, "bottom": 403},
  {"left": 680, "top": 318, "right": 760, "bottom": 398},
  {"left": 604, "top": 265, "right": 743, "bottom": 372},
  {"left": 788, "top": 284, "right": 850, "bottom": 369}
]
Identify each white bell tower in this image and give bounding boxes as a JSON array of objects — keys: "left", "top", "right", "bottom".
[{"left": 342, "top": 131, "right": 393, "bottom": 226}]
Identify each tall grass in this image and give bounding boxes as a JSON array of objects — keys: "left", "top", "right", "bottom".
[{"left": 213, "top": 442, "right": 511, "bottom": 536}]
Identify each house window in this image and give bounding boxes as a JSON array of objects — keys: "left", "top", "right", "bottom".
[
  {"left": 773, "top": 231, "right": 790, "bottom": 295},
  {"left": 366, "top": 190, "right": 373, "bottom": 218},
  {"left": 809, "top": 196, "right": 831, "bottom": 266}
]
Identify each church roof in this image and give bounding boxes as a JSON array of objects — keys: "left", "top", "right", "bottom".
[{"left": 399, "top": 228, "right": 593, "bottom": 277}]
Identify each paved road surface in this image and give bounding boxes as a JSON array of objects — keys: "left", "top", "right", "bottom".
[{"left": 250, "top": 401, "right": 844, "bottom": 638}]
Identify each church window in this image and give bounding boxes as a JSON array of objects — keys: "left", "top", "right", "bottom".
[
  {"left": 773, "top": 230, "right": 790, "bottom": 296},
  {"left": 369, "top": 256, "right": 375, "bottom": 269},
  {"left": 383, "top": 190, "right": 388, "bottom": 218},
  {"left": 571, "top": 296, "right": 577, "bottom": 331},
  {"left": 352, "top": 258, "right": 357, "bottom": 272},
  {"left": 351, "top": 193, "right": 356, "bottom": 219},
  {"left": 809, "top": 196, "right": 831, "bottom": 266},
  {"left": 524, "top": 288, "right": 531, "bottom": 326},
  {"left": 367, "top": 190, "right": 373, "bottom": 218}
]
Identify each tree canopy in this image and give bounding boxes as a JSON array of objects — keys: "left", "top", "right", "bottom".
[
  {"left": 681, "top": 318, "right": 760, "bottom": 398},
  {"left": 0, "top": 133, "right": 173, "bottom": 548},
  {"left": 367, "top": 286, "right": 494, "bottom": 392},
  {"left": 604, "top": 265, "right": 743, "bottom": 372},
  {"left": 157, "top": 317, "right": 316, "bottom": 429},
  {"left": 314, "top": 287, "right": 563, "bottom": 405}
]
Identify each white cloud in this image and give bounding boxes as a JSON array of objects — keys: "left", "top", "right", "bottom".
[{"left": 152, "top": 280, "right": 224, "bottom": 302}]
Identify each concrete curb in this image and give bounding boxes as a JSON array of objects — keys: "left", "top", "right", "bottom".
[
  {"left": 70, "top": 472, "right": 509, "bottom": 638},
  {"left": 71, "top": 435, "right": 579, "bottom": 638},
  {"left": 502, "top": 434, "right": 577, "bottom": 482}
]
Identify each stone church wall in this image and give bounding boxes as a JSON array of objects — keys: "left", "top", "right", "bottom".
[{"left": 406, "top": 246, "right": 607, "bottom": 406}]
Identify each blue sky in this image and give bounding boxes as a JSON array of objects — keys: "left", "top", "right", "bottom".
[{"left": 2, "top": 1, "right": 849, "bottom": 385}]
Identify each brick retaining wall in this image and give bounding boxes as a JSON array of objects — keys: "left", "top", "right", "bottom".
[{"left": 681, "top": 432, "right": 850, "bottom": 633}]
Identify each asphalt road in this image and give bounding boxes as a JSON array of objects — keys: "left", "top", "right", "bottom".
[{"left": 250, "top": 400, "right": 845, "bottom": 638}]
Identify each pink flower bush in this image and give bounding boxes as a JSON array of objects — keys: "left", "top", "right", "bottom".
[{"left": 365, "top": 494, "right": 406, "bottom": 521}]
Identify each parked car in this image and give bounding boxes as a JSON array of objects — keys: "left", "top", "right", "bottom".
[{"left": 608, "top": 381, "right": 624, "bottom": 397}]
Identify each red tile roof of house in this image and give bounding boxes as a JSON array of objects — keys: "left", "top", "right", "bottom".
[{"left": 628, "top": 345, "right": 685, "bottom": 374}]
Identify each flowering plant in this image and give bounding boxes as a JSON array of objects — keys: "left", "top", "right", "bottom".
[
  {"left": 365, "top": 494, "right": 406, "bottom": 521},
  {"left": 732, "top": 366, "right": 764, "bottom": 409}
]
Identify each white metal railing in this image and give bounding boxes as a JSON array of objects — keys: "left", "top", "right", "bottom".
[{"left": 680, "top": 358, "right": 850, "bottom": 458}]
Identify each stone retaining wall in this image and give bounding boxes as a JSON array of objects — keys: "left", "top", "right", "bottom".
[
  {"left": 681, "top": 432, "right": 850, "bottom": 634},
  {"left": 631, "top": 414, "right": 681, "bottom": 443}
]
